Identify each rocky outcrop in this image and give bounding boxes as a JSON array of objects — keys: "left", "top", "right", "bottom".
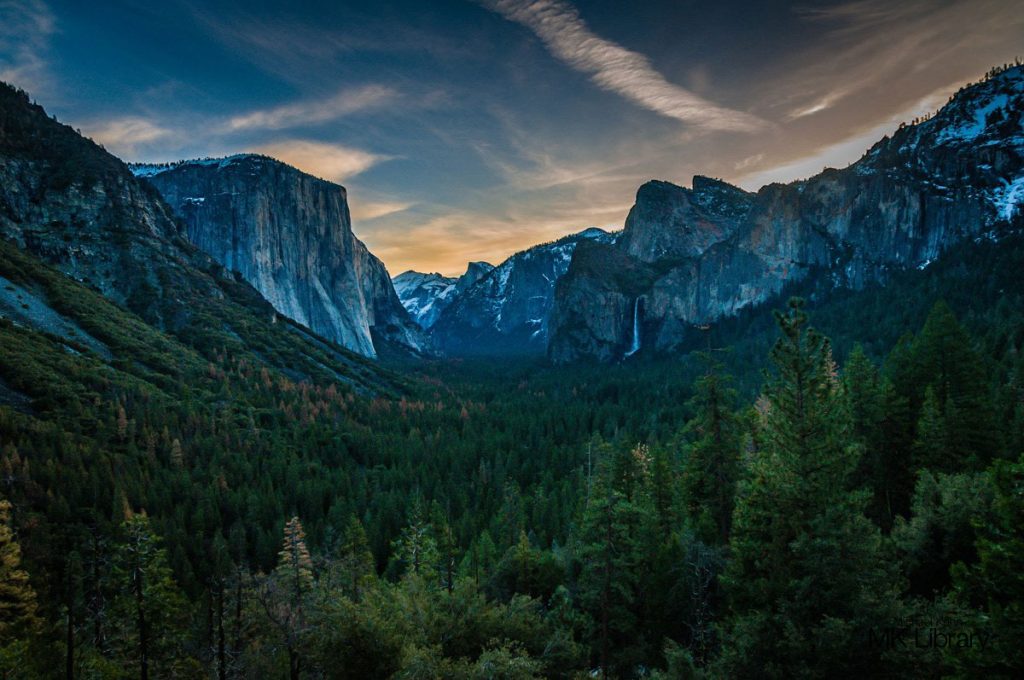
[
  {"left": 0, "top": 81, "right": 401, "bottom": 392},
  {"left": 431, "top": 227, "right": 616, "bottom": 355},
  {"left": 137, "top": 156, "right": 423, "bottom": 358},
  {"left": 393, "top": 261, "right": 493, "bottom": 329},
  {"left": 458, "top": 262, "right": 496, "bottom": 292},
  {"left": 549, "top": 65, "right": 1024, "bottom": 362},
  {"left": 619, "top": 177, "right": 753, "bottom": 263},
  {"left": 0, "top": 82, "right": 225, "bottom": 330}
]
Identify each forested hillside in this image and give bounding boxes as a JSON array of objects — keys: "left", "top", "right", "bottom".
[
  {"left": 2, "top": 47, "right": 1024, "bottom": 680},
  {"left": 1, "top": 219, "right": 1022, "bottom": 676}
]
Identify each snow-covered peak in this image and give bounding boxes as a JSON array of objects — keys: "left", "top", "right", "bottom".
[
  {"left": 577, "top": 227, "right": 611, "bottom": 241},
  {"left": 392, "top": 271, "right": 459, "bottom": 330},
  {"left": 428, "top": 225, "right": 621, "bottom": 354},
  {"left": 129, "top": 154, "right": 264, "bottom": 178},
  {"left": 393, "top": 270, "right": 452, "bottom": 295},
  {"left": 933, "top": 65, "right": 1023, "bottom": 145}
]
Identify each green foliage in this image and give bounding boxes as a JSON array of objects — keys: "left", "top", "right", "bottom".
[
  {"left": 892, "top": 469, "right": 994, "bottom": 598},
  {"left": 0, "top": 498, "right": 38, "bottom": 677},
  {"left": 950, "top": 454, "right": 1024, "bottom": 675},
  {"left": 0, "top": 499, "right": 37, "bottom": 640},
  {"left": 488, "top": 531, "right": 563, "bottom": 604},
  {"left": 906, "top": 302, "right": 998, "bottom": 470},
  {"left": 1, "top": 220, "right": 1023, "bottom": 675},
  {"left": 577, "top": 441, "right": 656, "bottom": 676},
  {"left": 390, "top": 499, "right": 440, "bottom": 581},
  {"left": 277, "top": 517, "right": 315, "bottom": 599},
  {"left": 681, "top": 356, "right": 742, "bottom": 545},
  {"left": 327, "top": 516, "right": 377, "bottom": 600},
  {"left": 719, "top": 299, "right": 903, "bottom": 678},
  {"left": 107, "top": 512, "right": 196, "bottom": 678}
]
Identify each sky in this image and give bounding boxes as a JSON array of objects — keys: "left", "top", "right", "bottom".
[{"left": 2, "top": 0, "right": 1022, "bottom": 276}]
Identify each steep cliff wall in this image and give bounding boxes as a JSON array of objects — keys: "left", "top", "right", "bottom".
[
  {"left": 0, "top": 82, "right": 225, "bottom": 330},
  {"left": 139, "top": 156, "right": 422, "bottom": 358},
  {"left": 549, "top": 65, "right": 1024, "bottom": 362}
]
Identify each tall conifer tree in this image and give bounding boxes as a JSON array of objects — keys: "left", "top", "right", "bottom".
[{"left": 719, "top": 299, "right": 903, "bottom": 678}]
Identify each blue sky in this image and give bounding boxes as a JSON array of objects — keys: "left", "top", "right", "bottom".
[{"left": 2, "top": 0, "right": 1022, "bottom": 275}]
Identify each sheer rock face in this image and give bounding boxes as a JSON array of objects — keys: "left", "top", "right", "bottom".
[
  {"left": 430, "top": 228, "right": 617, "bottom": 356},
  {"left": 549, "top": 66, "right": 1024, "bottom": 362},
  {"left": 619, "top": 176, "right": 754, "bottom": 263},
  {"left": 0, "top": 83, "right": 222, "bottom": 331},
  {"left": 140, "top": 156, "right": 423, "bottom": 358}
]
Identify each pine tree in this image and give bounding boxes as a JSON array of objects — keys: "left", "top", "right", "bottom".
[
  {"left": 489, "top": 530, "right": 562, "bottom": 603},
  {"left": 951, "top": 454, "right": 1024, "bottom": 674},
  {"left": 430, "top": 504, "right": 459, "bottom": 594},
  {"left": 719, "top": 299, "right": 903, "bottom": 678},
  {"left": 845, "top": 346, "right": 912, "bottom": 529},
  {"left": 208, "top": 533, "right": 233, "bottom": 680},
  {"left": 578, "top": 441, "right": 652, "bottom": 677},
  {"left": 117, "top": 404, "right": 129, "bottom": 441},
  {"left": 845, "top": 345, "right": 884, "bottom": 453},
  {"left": 169, "top": 439, "right": 184, "bottom": 468},
  {"left": 875, "top": 358, "right": 918, "bottom": 524},
  {"left": 259, "top": 516, "right": 315, "bottom": 680},
  {"left": 648, "top": 446, "right": 676, "bottom": 535},
  {"left": 459, "top": 531, "right": 499, "bottom": 586},
  {"left": 392, "top": 499, "right": 438, "bottom": 582},
  {"left": 910, "top": 302, "right": 998, "bottom": 467},
  {"left": 0, "top": 499, "right": 38, "bottom": 642},
  {"left": 334, "top": 516, "right": 376, "bottom": 600},
  {"left": 277, "top": 516, "right": 314, "bottom": 601},
  {"left": 913, "top": 386, "right": 952, "bottom": 471},
  {"left": 108, "top": 512, "right": 192, "bottom": 680},
  {"left": 681, "top": 356, "right": 742, "bottom": 544}
]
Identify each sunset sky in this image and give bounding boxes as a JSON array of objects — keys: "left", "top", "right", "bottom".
[{"left": 2, "top": 0, "right": 1022, "bottom": 275}]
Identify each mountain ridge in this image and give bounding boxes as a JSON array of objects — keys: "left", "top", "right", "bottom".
[
  {"left": 136, "top": 154, "right": 424, "bottom": 358},
  {"left": 393, "top": 261, "right": 494, "bottom": 330},
  {"left": 427, "top": 227, "right": 617, "bottom": 355},
  {"left": 0, "top": 80, "right": 400, "bottom": 391},
  {"left": 547, "top": 63, "right": 1024, "bottom": 362}
]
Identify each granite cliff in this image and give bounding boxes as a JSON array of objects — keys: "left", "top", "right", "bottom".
[
  {"left": 0, "top": 81, "right": 394, "bottom": 390},
  {"left": 549, "top": 65, "right": 1024, "bottom": 362},
  {"left": 136, "top": 156, "right": 423, "bottom": 358},
  {"left": 0, "top": 82, "right": 221, "bottom": 330}
]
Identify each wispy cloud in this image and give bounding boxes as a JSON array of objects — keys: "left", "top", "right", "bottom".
[
  {"left": 225, "top": 85, "right": 397, "bottom": 132},
  {"left": 0, "top": 0, "right": 55, "bottom": 94},
  {"left": 787, "top": 89, "right": 851, "bottom": 120},
  {"left": 348, "top": 199, "right": 413, "bottom": 222},
  {"left": 83, "top": 117, "right": 173, "bottom": 157},
  {"left": 730, "top": 0, "right": 1024, "bottom": 188},
  {"left": 36, "top": 0, "right": 1024, "bottom": 277},
  {"left": 736, "top": 84, "right": 956, "bottom": 188},
  {"left": 770, "top": 0, "right": 1023, "bottom": 121},
  {"left": 188, "top": 3, "right": 473, "bottom": 89},
  {"left": 252, "top": 140, "right": 392, "bottom": 183},
  {"left": 479, "top": 0, "right": 765, "bottom": 132}
]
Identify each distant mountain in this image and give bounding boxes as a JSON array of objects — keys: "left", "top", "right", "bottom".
[
  {"left": 549, "top": 64, "right": 1024, "bottom": 362},
  {"left": 0, "top": 83, "right": 234, "bottom": 333},
  {"left": 0, "top": 80, "right": 394, "bottom": 390},
  {"left": 431, "top": 227, "right": 617, "bottom": 355},
  {"left": 393, "top": 261, "right": 493, "bottom": 329},
  {"left": 133, "top": 155, "right": 423, "bottom": 358}
]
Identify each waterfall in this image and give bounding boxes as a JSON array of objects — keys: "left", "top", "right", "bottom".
[{"left": 625, "top": 297, "right": 641, "bottom": 357}]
